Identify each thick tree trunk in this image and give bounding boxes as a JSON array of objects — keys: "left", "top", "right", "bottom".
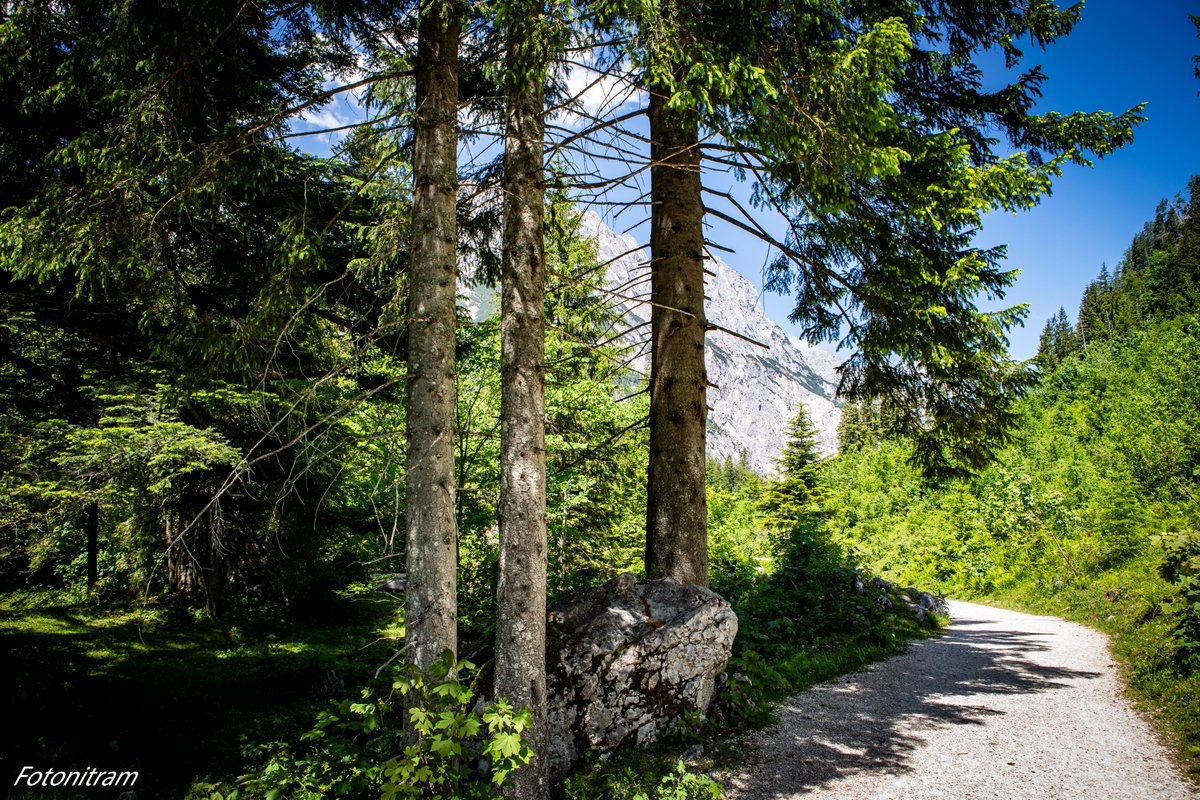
[
  {"left": 405, "top": 4, "right": 460, "bottom": 672},
  {"left": 495, "top": 3, "right": 549, "bottom": 796},
  {"left": 645, "top": 90, "right": 709, "bottom": 586}
]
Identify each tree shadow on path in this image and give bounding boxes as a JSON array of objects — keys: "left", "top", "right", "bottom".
[{"left": 726, "top": 609, "right": 1104, "bottom": 798}]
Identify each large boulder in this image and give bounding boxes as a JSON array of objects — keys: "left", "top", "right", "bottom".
[{"left": 546, "top": 572, "right": 737, "bottom": 778}]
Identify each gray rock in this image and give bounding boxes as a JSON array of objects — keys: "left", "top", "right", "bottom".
[
  {"left": 897, "top": 589, "right": 948, "bottom": 621},
  {"left": 546, "top": 572, "right": 737, "bottom": 778},
  {"left": 862, "top": 576, "right": 945, "bottom": 620},
  {"left": 916, "top": 591, "right": 949, "bottom": 616}
]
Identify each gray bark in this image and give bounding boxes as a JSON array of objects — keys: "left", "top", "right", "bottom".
[
  {"left": 645, "top": 90, "right": 709, "bottom": 587},
  {"left": 86, "top": 501, "right": 98, "bottom": 592},
  {"left": 495, "top": 3, "right": 549, "bottom": 796},
  {"left": 404, "top": 4, "right": 460, "bottom": 672}
]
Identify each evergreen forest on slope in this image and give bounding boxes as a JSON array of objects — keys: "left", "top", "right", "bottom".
[{"left": 0, "top": 1, "right": 1196, "bottom": 798}]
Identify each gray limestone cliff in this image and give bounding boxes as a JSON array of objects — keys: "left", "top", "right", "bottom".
[
  {"left": 575, "top": 212, "right": 841, "bottom": 473},
  {"left": 460, "top": 210, "right": 843, "bottom": 475}
]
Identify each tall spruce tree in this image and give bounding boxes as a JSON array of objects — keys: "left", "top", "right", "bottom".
[
  {"left": 631, "top": 0, "right": 778, "bottom": 586},
  {"left": 495, "top": 0, "right": 553, "bottom": 795},
  {"left": 644, "top": 88, "right": 709, "bottom": 586},
  {"left": 404, "top": 0, "right": 463, "bottom": 673}
]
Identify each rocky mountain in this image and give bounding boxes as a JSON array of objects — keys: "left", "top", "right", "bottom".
[
  {"left": 460, "top": 210, "right": 843, "bottom": 475},
  {"left": 575, "top": 212, "right": 841, "bottom": 474}
]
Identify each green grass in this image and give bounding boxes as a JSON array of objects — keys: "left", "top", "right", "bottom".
[
  {"left": 774, "top": 615, "right": 938, "bottom": 693},
  {"left": 0, "top": 593, "right": 400, "bottom": 798}
]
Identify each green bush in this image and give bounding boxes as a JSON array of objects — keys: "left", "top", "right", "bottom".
[
  {"left": 634, "top": 762, "right": 722, "bottom": 800},
  {"left": 561, "top": 759, "right": 721, "bottom": 800},
  {"left": 235, "top": 652, "right": 532, "bottom": 800},
  {"left": 1157, "top": 530, "right": 1200, "bottom": 668}
]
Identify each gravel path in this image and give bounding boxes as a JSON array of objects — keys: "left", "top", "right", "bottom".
[{"left": 723, "top": 600, "right": 1198, "bottom": 799}]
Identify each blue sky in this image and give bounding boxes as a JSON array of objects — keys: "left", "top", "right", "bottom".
[
  {"left": 973, "top": 0, "right": 1200, "bottom": 359},
  {"left": 735, "top": 0, "right": 1200, "bottom": 360}
]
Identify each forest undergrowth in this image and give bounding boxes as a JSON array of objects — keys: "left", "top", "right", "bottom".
[
  {"left": 1, "top": 406, "right": 942, "bottom": 800},
  {"left": 0, "top": 528, "right": 939, "bottom": 800}
]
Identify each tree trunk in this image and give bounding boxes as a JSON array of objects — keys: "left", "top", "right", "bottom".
[
  {"left": 86, "top": 501, "right": 98, "bottom": 593},
  {"left": 496, "top": 2, "right": 549, "bottom": 796},
  {"left": 405, "top": 3, "right": 461, "bottom": 672},
  {"left": 645, "top": 90, "right": 709, "bottom": 587}
]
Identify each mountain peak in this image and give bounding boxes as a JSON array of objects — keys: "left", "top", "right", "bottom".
[{"left": 576, "top": 211, "right": 841, "bottom": 474}]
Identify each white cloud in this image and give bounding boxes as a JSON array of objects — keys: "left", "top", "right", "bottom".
[
  {"left": 557, "top": 60, "right": 645, "bottom": 128},
  {"left": 288, "top": 74, "right": 374, "bottom": 156},
  {"left": 296, "top": 107, "right": 349, "bottom": 132}
]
